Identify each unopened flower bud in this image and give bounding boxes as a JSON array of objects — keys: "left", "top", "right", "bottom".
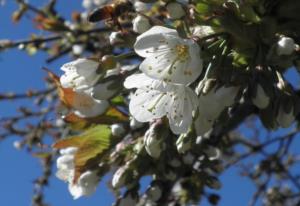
[
  {"left": 130, "top": 117, "right": 144, "bottom": 130},
  {"left": 144, "top": 126, "right": 163, "bottom": 159},
  {"left": 252, "top": 84, "right": 270, "bottom": 109},
  {"left": 134, "top": 1, "right": 147, "bottom": 12},
  {"left": 18, "top": 43, "right": 25, "bottom": 50},
  {"left": 72, "top": 44, "right": 84, "bottom": 55},
  {"left": 55, "top": 118, "right": 65, "bottom": 127},
  {"left": 112, "top": 166, "right": 128, "bottom": 188},
  {"left": 277, "top": 36, "right": 295, "bottom": 56},
  {"left": 276, "top": 105, "right": 295, "bottom": 128},
  {"left": 204, "top": 146, "right": 221, "bottom": 161},
  {"left": 82, "top": 0, "right": 93, "bottom": 9},
  {"left": 109, "top": 32, "right": 123, "bottom": 45},
  {"left": 132, "top": 15, "right": 151, "bottom": 34},
  {"left": 146, "top": 185, "right": 162, "bottom": 201},
  {"left": 166, "top": 2, "right": 185, "bottom": 19},
  {"left": 13, "top": 141, "right": 22, "bottom": 150},
  {"left": 111, "top": 124, "right": 126, "bottom": 136}
]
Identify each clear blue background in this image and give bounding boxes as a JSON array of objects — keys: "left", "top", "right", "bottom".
[{"left": 0, "top": 1, "right": 299, "bottom": 206}]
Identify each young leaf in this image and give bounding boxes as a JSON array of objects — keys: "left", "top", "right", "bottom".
[
  {"left": 44, "top": 68, "right": 75, "bottom": 107},
  {"left": 53, "top": 125, "right": 115, "bottom": 182},
  {"left": 63, "top": 107, "right": 128, "bottom": 130}
]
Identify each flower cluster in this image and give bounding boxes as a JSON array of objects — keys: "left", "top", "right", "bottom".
[
  {"left": 125, "top": 25, "right": 202, "bottom": 134},
  {"left": 50, "top": 0, "right": 300, "bottom": 203}
]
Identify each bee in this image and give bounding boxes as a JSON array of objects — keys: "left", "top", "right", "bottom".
[{"left": 87, "top": 0, "right": 134, "bottom": 23}]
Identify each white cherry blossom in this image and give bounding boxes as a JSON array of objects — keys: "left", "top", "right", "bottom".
[
  {"left": 56, "top": 147, "right": 99, "bottom": 199},
  {"left": 277, "top": 36, "right": 296, "bottom": 56},
  {"left": 69, "top": 171, "right": 99, "bottom": 199},
  {"left": 134, "top": 26, "right": 203, "bottom": 85},
  {"left": 124, "top": 73, "right": 198, "bottom": 134},
  {"left": 72, "top": 91, "right": 109, "bottom": 118},
  {"left": 60, "top": 58, "right": 100, "bottom": 92}
]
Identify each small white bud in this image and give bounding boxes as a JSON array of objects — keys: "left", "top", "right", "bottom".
[
  {"left": 18, "top": 44, "right": 25, "bottom": 50},
  {"left": 166, "top": 2, "right": 185, "bottom": 19},
  {"left": 144, "top": 127, "right": 163, "bottom": 159},
  {"left": 13, "top": 141, "right": 22, "bottom": 150},
  {"left": 134, "top": 1, "right": 148, "bottom": 12},
  {"left": 112, "top": 166, "right": 128, "bottom": 188},
  {"left": 132, "top": 15, "right": 151, "bottom": 34},
  {"left": 72, "top": 44, "right": 84, "bottom": 55},
  {"left": 252, "top": 84, "right": 270, "bottom": 109},
  {"left": 277, "top": 36, "right": 296, "bottom": 56},
  {"left": 82, "top": 0, "right": 93, "bottom": 9},
  {"left": 276, "top": 106, "right": 295, "bottom": 128},
  {"left": 109, "top": 32, "right": 123, "bottom": 45},
  {"left": 55, "top": 118, "right": 65, "bottom": 127},
  {"left": 204, "top": 146, "right": 221, "bottom": 161},
  {"left": 130, "top": 117, "right": 144, "bottom": 130},
  {"left": 111, "top": 124, "right": 126, "bottom": 137},
  {"left": 146, "top": 185, "right": 162, "bottom": 201}
]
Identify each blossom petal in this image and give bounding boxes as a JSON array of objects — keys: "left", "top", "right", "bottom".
[
  {"left": 69, "top": 171, "right": 98, "bottom": 199},
  {"left": 92, "top": 81, "right": 116, "bottom": 100},
  {"left": 72, "top": 92, "right": 109, "bottom": 118},
  {"left": 61, "top": 58, "right": 98, "bottom": 73},
  {"left": 134, "top": 26, "right": 178, "bottom": 57},
  {"left": 129, "top": 89, "right": 169, "bottom": 122},
  {"left": 167, "top": 86, "right": 198, "bottom": 134},
  {"left": 139, "top": 39, "right": 202, "bottom": 85},
  {"left": 124, "top": 73, "right": 155, "bottom": 89}
]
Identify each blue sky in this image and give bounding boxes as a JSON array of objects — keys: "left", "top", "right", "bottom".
[{"left": 1, "top": 1, "right": 298, "bottom": 206}]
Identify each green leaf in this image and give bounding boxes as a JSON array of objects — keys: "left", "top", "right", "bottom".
[
  {"left": 53, "top": 125, "right": 114, "bottom": 182},
  {"left": 196, "top": 3, "right": 211, "bottom": 15},
  {"left": 111, "top": 95, "right": 125, "bottom": 106},
  {"left": 63, "top": 107, "right": 128, "bottom": 130}
]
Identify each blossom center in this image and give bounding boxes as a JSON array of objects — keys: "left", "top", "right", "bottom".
[{"left": 175, "top": 44, "right": 189, "bottom": 61}]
